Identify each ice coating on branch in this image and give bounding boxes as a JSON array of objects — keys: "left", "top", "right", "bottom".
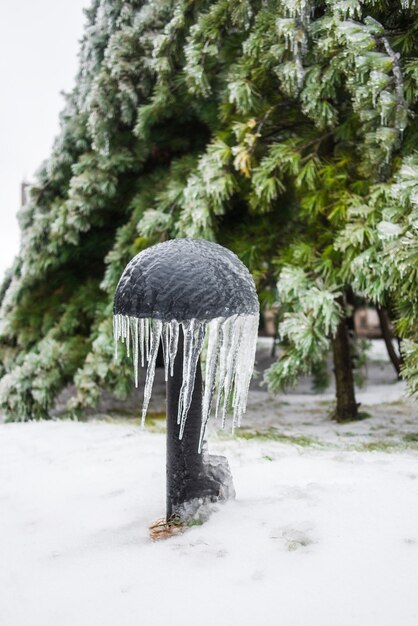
[{"left": 113, "top": 312, "right": 259, "bottom": 449}]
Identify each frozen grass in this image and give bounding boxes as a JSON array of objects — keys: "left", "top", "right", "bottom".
[{"left": 1, "top": 416, "right": 417, "bottom": 626}]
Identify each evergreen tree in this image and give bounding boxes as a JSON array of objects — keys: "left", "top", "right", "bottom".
[{"left": 1, "top": 0, "right": 417, "bottom": 421}]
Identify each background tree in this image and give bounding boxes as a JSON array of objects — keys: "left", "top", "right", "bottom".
[{"left": 0, "top": 0, "right": 417, "bottom": 421}]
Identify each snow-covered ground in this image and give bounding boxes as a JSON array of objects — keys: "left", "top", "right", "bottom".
[
  {"left": 1, "top": 339, "right": 417, "bottom": 625},
  {"left": 1, "top": 412, "right": 417, "bottom": 626}
]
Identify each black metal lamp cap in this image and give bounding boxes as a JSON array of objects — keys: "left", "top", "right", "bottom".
[{"left": 114, "top": 238, "right": 259, "bottom": 321}]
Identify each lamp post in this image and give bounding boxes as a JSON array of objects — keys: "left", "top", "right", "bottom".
[{"left": 114, "top": 238, "right": 259, "bottom": 523}]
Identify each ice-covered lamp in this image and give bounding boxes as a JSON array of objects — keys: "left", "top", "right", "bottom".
[{"left": 114, "top": 238, "right": 259, "bottom": 522}]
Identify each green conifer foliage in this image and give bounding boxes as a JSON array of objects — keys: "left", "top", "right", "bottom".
[{"left": 1, "top": 0, "right": 417, "bottom": 420}]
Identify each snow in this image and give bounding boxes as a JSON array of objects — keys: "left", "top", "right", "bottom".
[
  {"left": 0, "top": 338, "right": 416, "bottom": 625},
  {"left": 1, "top": 414, "right": 417, "bottom": 626}
]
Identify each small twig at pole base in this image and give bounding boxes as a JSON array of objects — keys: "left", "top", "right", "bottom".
[{"left": 148, "top": 515, "right": 186, "bottom": 541}]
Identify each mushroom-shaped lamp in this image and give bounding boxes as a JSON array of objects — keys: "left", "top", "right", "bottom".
[{"left": 114, "top": 238, "right": 259, "bottom": 521}]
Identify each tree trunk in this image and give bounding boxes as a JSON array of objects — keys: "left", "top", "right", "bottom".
[
  {"left": 345, "top": 286, "right": 356, "bottom": 333},
  {"left": 166, "top": 327, "right": 234, "bottom": 521},
  {"left": 332, "top": 308, "right": 359, "bottom": 422},
  {"left": 376, "top": 305, "right": 402, "bottom": 378}
]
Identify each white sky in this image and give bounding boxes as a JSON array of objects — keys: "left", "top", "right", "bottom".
[{"left": 0, "top": 0, "right": 89, "bottom": 281}]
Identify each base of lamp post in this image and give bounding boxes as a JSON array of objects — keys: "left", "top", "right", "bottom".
[{"left": 166, "top": 329, "right": 235, "bottom": 521}]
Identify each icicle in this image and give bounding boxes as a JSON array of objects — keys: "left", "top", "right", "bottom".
[
  {"left": 145, "top": 318, "right": 150, "bottom": 362},
  {"left": 122, "top": 315, "right": 127, "bottom": 343},
  {"left": 166, "top": 322, "right": 172, "bottom": 378},
  {"left": 178, "top": 319, "right": 206, "bottom": 439},
  {"left": 168, "top": 320, "right": 179, "bottom": 377},
  {"left": 126, "top": 315, "right": 130, "bottom": 357},
  {"left": 162, "top": 321, "right": 172, "bottom": 382},
  {"left": 120, "top": 315, "right": 125, "bottom": 343},
  {"left": 198, "top": 317, "right": 223, "bottom": 452},
  {"left": 232, "top": 315, "right": 259, "bottom": 428},
  {"left": 113, "top": 315, "right": 119, "bottom": 359},
  {"left": 214, "top": 317, "right": 234, "bottom": 424},
  {"left": 133, "top": 317, "right": 139, "bottom": 388},
  {"left": 113, "top": 312, "right": 259, "bottom": 448},
  {"left": 161, "top": 322, "right": 168, "bottom": 382},
  {"left": 141, "top": 320, "right": 162, "bottom": 426},
  {"left": 140, "top": 318, "right": 145, "bottom": 367},
  {"left": 220, "top": 315, "right": 241, "bottom": 427},
  {"left": 149, "top": 318, "right": 154, "bottom": 358}
]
